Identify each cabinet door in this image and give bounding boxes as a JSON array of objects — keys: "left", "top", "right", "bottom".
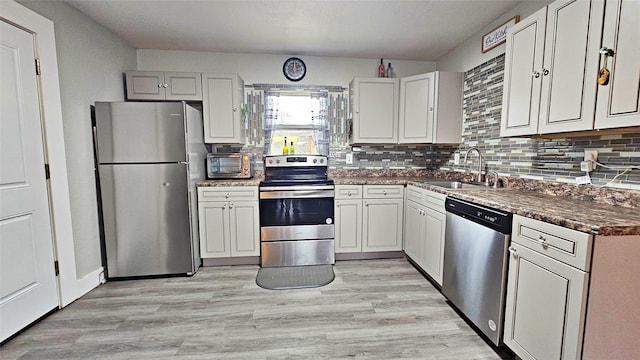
[
  {"left": 422, "top": 208, "right": 446, "bottom": 286},
  {"left": 335, "top": 199, "right": 362, "bottom": 253},
  {"left": 537, "top": 0, "right": 604, "bottom": 134},
  {"left": 500, "top": 7, "right": 546, "bottom": 137},
  {"left": 229, "top": 200, "right": 259, "bottom": 257},
  {"left": 125, "top": 71, "right": 164, "bottom": 100},
  {"left": 351, "top": 78, "right": 399, "bottom": 144},
  {"left": 594, "top": 0, "right": 640, "bottom": 129},
  {"left": 362, "top": 198, "right": 403, "bottom": 251},
  {"left": 403, "top": 200, "right": 424, "bottom": 264},
  {"left": 202, "top": 73, "right": 244, "bottom": 144},
  {"left": 164, "top": 72, "right": 202, "bottom": 101},
  {"left": 198, "top": 201, "right": 230, "bottom": 258},
  {"left": 399, "top": 73, "right": 434, "bottom": 143},
  {"left": 504, "top": 243, "right": 588, "bottom": 360}
]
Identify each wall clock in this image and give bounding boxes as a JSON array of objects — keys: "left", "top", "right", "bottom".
[{"left": 283, "top": 57, "right": 306, "bottom": 82}]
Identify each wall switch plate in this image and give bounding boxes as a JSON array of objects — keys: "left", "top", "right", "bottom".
[
  {"left": 454, "top": 153, "right": 460, "bottom": 165},
  {"left": 346, "top": 153, "right": 353, "bottom": 164}
]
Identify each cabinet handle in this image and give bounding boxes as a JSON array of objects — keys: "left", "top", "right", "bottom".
[
  {"left": 158, "top": 83, "right": 163, "bottom": 88},
  {"left": 508, "top": 246, "right": 519, "bottom": 259},
  {"left": 347, "top": 191, "right": 352, "bottom": 197},
  {"left": 538, "top": 235, "right": 548, "bottom": 248},
  {"left": 225, "top": 193, "right": 230, "bottom": 199},
  {"left": 542, "top": 69, "right": 549, "bottom": 76},
  {"left": 222, "top": 204, "right": 227, "bottom": 209},
  {"left": 233, "top": 107, "right": 238, "bottom": 112},
  {"left": 364, "top": 201, "right": 368, "bottom": 207},
  {"left": 383, "top": 190, "right": 387, "bottom": 195},
  {"left": 229, "top": 203, "right": 234, "bottom": 209},
  {"left": 532, "top": 71, "right": 541, "bottom": 78}
]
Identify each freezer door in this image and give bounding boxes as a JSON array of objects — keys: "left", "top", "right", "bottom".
[
  {"left": 94, "top": 102, "right": 186, "bottom": 163},
  {"left": 99, "top": 163, "right": 193, "bottom": 277}
]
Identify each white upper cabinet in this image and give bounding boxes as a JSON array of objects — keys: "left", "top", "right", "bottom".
[
  {"left": 202, "top": 73, "right": 245, "bottom": 144},
  {"left": 501, "top": 0, "right": 604, "bottom": 137},
  {"left": 594, "top": 0, "right": 640, "bottom": 129},
  {"left": 125, "top": 71, "right": 202, "bottom": 101},
  {"left": 349, "top": 78, "right": 399, "bottom": 144},
  {"left": 399, "top": 71, "right": 462, "bottom": 144}
]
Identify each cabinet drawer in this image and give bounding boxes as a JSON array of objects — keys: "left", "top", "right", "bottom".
[
  {"left": 511, "top": 215, "right": 593, "bottom": 271},
  {"left": 405, "top": 185, "right": 424, "bottom": 203},
  {"left": 423, "top": 189, "right": 446, "bottom": 212},
  {"left": 335, "top": 185, "right": 363, "bottom": 199},
  {"left": 198, "top": 186, "right": 258, "bottom": 201},
  {"left": 405, "top": 185, "right": 445, "bottom": 212},
  {"left": 363, "top": 185, "right": 404, "bottom": 199}
]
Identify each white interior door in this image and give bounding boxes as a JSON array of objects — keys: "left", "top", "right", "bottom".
[{"left": 0, "top": 19, "right": 58, "bottom": 342}]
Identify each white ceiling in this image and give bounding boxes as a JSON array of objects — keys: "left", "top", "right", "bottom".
[{"left": 64, "top": 0, "right": 523, "bottom": 61}]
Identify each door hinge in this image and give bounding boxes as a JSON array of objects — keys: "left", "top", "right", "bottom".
[
  {"left": 35, "top": 58, "right": 41, "bottom": 75},
  {"left": 54, "top": 260, "right": 59, "bottom": 276},
  {"left": 44, "top": 163, "right": 50, "bottom": 179}
]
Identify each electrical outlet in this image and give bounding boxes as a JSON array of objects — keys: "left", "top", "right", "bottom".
[
  {"left": 346, "top": 153, "right": 353, "bottom": 165},
  {"left": 584, "top": 149, "right": 598, "bottom": 169},
  {"left": 454, "top": 153, "right": 460, "bottom": 165}
]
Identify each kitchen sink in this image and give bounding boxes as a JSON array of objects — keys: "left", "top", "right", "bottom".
[{"left": 422, "top": 180, "right": 501, "bottom": 190}]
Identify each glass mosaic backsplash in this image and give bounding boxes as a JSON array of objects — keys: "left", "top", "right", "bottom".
[{"left": 213, "top": 54, "right": 639, "bottom": 189}]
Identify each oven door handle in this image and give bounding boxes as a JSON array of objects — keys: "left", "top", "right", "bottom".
[{"left": 259, "top": 190, "right": 335, "bottom": 199}]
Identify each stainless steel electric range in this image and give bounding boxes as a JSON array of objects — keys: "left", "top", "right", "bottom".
[{"left": 259, "top": 155, "right": 335, "bottom": 267}]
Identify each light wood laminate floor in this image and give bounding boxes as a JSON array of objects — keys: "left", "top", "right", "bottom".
[{"left": 1, "top": 259, "right": 512, "bottom": 359}]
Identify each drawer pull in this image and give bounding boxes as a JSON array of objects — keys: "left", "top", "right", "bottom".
[
  {"left": 347, "top": 191, "right": 352, "bottom": 197},
  {"left": 225, "top": 193, "right": 230, "bottom": 199},
  {"left": 538, "top": 235, "right": 549, "bottom": 248},
  {"left": 508, "top": 246, "right": 519, "bottom": 259},
  {"left": 229, "top": 203, "right": 234, "bottom": 209}
]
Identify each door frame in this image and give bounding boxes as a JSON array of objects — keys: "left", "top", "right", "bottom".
[{"left": 1, "top": 1, "right": 98, "bottom": 307}]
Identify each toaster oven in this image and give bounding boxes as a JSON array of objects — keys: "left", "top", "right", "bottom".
[{"left": 206, "top": 153, "right": 254, "bottom": 179}]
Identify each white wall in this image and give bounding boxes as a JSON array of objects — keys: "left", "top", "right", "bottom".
[
  {"left": 17, "top": 1, "right": 137, "bottom": 278},
  {"left": 436, "top": 0, "right": 552, "bottom": 72},
  {"left": 137, "top": 50, "right": 436, "bottom": 87}
]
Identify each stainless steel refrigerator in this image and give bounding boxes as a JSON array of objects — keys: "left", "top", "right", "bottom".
[{"left": 94, "top": 101, "right": 206, "bottom": 278}]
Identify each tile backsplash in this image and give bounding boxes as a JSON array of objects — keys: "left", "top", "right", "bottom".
[{"left": 215, "top": 53, "right": 639, "bottom": 190}]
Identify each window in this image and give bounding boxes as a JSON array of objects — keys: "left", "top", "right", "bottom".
[{"left": 263, "top": 91, "right": 329, "bottom": 156}]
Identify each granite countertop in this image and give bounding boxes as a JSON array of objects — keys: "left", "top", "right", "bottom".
[
  {"left": 197, "top": 177, "right": 263, "bottom": 187},
  {"left": 332, "top": 176, "right": 640, "bottom": 236},
  {"left": 196, "top": 175, "right": 639, "bottom": 236}
]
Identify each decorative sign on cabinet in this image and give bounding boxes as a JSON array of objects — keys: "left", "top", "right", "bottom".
[
  {"left": 125, "top": 71, "right": 202, "bottom": 101},
  {"left": 501, "top": 0, "right": 639, "bottom": 137},
  {"left": 202, "top": 73, "right": 245, "bottom": 144}
]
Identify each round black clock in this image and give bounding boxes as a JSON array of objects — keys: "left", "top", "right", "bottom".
[{"left": 283, "top": 57, "right": 306, "bottom": 82}]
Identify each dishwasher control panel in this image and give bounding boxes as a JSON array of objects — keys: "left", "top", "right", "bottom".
[{"left": 445, "top": 198, "right": 512, "bottom": 233}]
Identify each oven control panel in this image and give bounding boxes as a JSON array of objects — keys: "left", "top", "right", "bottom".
[{"left": 265, "top": 155, "right": 327, "bottom": 167}]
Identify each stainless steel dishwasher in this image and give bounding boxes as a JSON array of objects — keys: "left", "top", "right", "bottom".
[{"left": 442, "top": 197, "right": 512, "bottom": 346}]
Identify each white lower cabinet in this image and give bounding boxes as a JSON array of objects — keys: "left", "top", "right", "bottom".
[
  {"left": 335, "top": 185, "right": 404, "bottom": 253},
  {"left": 504, "top": 215, "right": 591, "bottom": 360},
  {"left": 197, "top": 186, "right": 259, "bottom": 259},
  {"left": 403, "top": 185, "right": 446, "bottom": 285}
]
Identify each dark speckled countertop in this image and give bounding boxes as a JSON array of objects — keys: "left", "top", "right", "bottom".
[
  {"left": 196, "top": 176, "right": 639, "bottom": 236},
  {"left": 331, "top": 176, "right": 640, "bottom": 236}
]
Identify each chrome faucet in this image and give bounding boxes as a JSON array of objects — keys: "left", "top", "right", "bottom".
[{"left": 464, "top": 147, "right": 483, "bottom": 183}]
